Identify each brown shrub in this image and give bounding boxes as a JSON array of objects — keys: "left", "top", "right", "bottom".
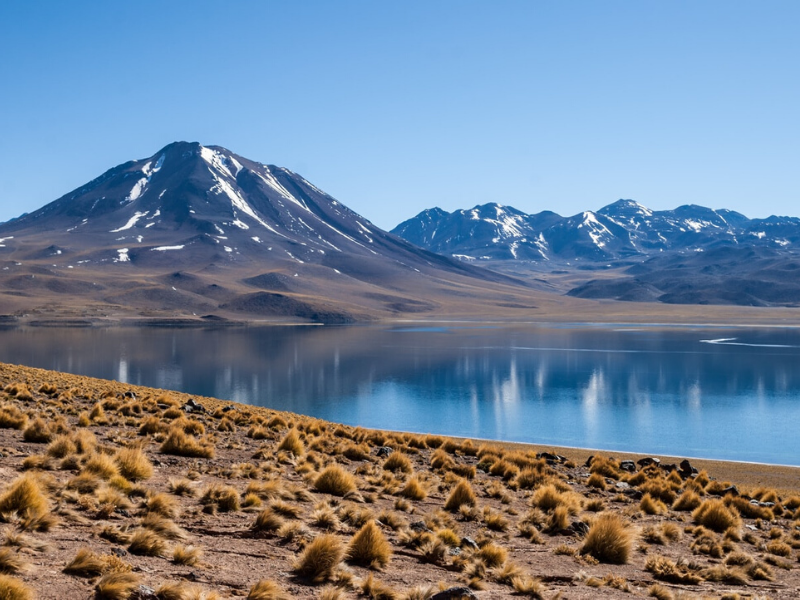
[
  {"left": 383, "top": 452, "right": 412, "bottom": 474},
  {"left": 398, "top": 476, "right": 426, "bottom": 501},
  {"left": 347, "top": 520, "right": 392, "bottom": 568},
  {"left": 114, "top": 446, "right": 153, "bottom": 481},
  {"left": 693, "top": 499, "right": 740, "bottom": 533},
  {"left": 314, "top": 465, "right": 357, "bottom": 497},
  {"left": 22, "top": 418, "right": 52, "bottom": 444},
  {"left": 644, "top": 555, "right": 703, "bottom": 584},
  {"left": 0, "top": 474, "right": 48, "bottom": 525},
  {"left": 200, "top": 484, "right": 240, "bottom": 512},
  {"left": 277, "top": 428, "right": 304, "bottom": 456},
  {"left": 580, "top": 513, "right": 632, "bottom": 564},
  {"left": 127, "top": 529, "right": 167, "bottom": 556},
  {"left": 94, "top": 572, "right": 140, "bottom": 600},
  {"left": 292, "top": 533, "right": 344, "bottom": 583},
  {"left": 0, "top": 405, "right": 28, "bottom": 430},
  {"left": 247, "top": 580, "right": 290, "bottom": 600},
  {"left": 0, "top": 574, "right": 34, "bottom": 600},
  {"left": 444, "top": 479, "right": 476, "bottom": 512},
  {"left": 160, "top": 427, "right": 214, "bottom": 458}
]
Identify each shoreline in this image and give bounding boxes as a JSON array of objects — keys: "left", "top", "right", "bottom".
[{"left": 3, "top": 361, "right": 798, "bottom": 496}]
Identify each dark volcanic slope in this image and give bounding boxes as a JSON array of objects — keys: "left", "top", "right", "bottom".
[
  {"left": 0, "top": 142, "right": 532, "bottom": 322},
  {"left": 568, "top": 245, "right": 800, "bottom": 307},
  {"left": 394, "top": 200, "right": 800, "bottom": 307}
]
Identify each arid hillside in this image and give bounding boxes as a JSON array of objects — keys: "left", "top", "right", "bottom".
[{"left": 0, "top": 362, "right": 797, "bottom": 599}]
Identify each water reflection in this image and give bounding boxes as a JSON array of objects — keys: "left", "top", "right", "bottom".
[{"left": 0, "top": 325, "right": 799, "bottom": 464}]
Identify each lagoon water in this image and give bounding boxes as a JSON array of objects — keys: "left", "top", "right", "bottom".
[{"left": 2, "top": 324, "right": 799, "bottom": 465}]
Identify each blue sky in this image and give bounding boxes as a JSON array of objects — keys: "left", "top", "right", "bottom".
[{"left": 0, "top": 1, "right": 798, "bottom": 230}]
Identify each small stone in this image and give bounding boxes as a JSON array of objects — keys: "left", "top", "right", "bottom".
[
  {"left": 460, "top": 536, "right": 479, "bottom": 550},
  {"left": 111, "top": 547, "right": 128, "bottom": 557},
  {"left": 584, "top": 455, "right": 595, "bottom": 468},
  {"left": 615, "top": 481, "right": 631, "bottom": 490},
  {"left": 130, "top": 585, "right": 158, "bottom": 600},
  {"left": 569, "top": 521, "right": 590, "bottom": 536},
  {"left": 619, "top": 460, "right": 636, "bottom": 472},
  {"left": 637, "top": 457, "right": 660, "bottom": 468},
  {"left": 409, "top": 521, "right": 431, "bottom": 533},
  {"left": 376, "top": 446, "right": 393, "bottom": 458}
]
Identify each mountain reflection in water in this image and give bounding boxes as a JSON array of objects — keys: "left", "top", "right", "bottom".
[{"left": 1, "top": 324, "right": 798, "bottom": 464}]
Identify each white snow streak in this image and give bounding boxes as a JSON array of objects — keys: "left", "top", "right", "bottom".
[
  {"left": 110, "top": 211, "right": 149, "bottom": 232},
  {"left": 151, "top": 245, "right": 184, "bottom": 251}
]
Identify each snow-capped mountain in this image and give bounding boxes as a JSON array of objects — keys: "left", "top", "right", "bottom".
[
  {"left": 392, "top": 200, "right": 800, "bottom": 264},
  {"left": 0, "top": 142, "right": 525, "bottom": 323}
]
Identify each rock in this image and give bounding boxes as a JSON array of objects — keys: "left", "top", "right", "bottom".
[
  {"left": 584, "top": 455, "right": 595, "bottom": 468},
  {"left": 460, "top": 536, "right": 479, "bottom": 550},
  {"left": 376, "top": 446, "right": 393, "bottom": 458},
  {"left": 537, "top": 452, "right": 565, "bottom": 463},
  {"left": 619, "top": 460, "right": 636, "bottom": 472},
  {"left": 624, "top": 489, "right": 644, "bottom": 501},
  {"left": 431, "top": 587, "right": 479, "bottom": 600},
  {"left": 569, "top": 521, "right": 590, "bottom": 536},
  {"left": 679, "top": 459, "right": 697, "bottom": 477},
  {"left": 448, "top": 546, "right": 462, "bottom": 556},
  {"left": 720, "top": 485, "right": 739, "bottom": 497},
  {"left": 182, "top": 398, "right": 205, "bottom": 413},
  {"left": 615, "top": 481, "right": 631, "bottom": 490},
  {"left": 123, "top": 391, "right": 136, "bottom": 400},
  {"left": 409, "top": 521, "right": 431, "bottom": 533},
  {"left": 221, "top": 405, "right": 235, "bottom": 412},
  {"left": 130, "top": 586, "right": 158, "bottom": 600},
  {"left": 637, "top": 457, "right": 660, "bottom": 468},
  {"left": 659, "top": 463, "right": 678, "bottom": 473},
  {"left": 111, "top": 547, "right": 128, "bottom": 557}
]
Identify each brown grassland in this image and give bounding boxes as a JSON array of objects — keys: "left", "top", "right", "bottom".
[{"left": 0, "top": 362, "right": 797, "bottom": 599}]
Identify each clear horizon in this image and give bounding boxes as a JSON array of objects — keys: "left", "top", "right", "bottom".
[{"left": 1, "top": 1, "right": 798, "bottom": 230}]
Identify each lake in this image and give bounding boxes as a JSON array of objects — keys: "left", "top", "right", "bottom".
[{"left": 2, "top": 323, "right": 799, "bottom": 465}]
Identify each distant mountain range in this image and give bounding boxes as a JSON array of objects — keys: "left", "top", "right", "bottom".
[
  {"left": 0, "top": 142, "right": 532, "bottom": 323},
  {"left": 393, "top": 201, "right": 800, "bottom": 307},
  {"left": 392, "top": 200, "right": 800, "bottom": 264}
]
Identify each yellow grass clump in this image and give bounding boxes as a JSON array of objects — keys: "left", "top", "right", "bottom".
[
  {"left": 314, "top": 465, "right": 357, "bottom": 497},
  {"left": 0, "top": 474, "right": 49, "bottom": 526},
  {"left": 277, "top": 428, "right": 304, "bottom": 456},
  {"left": 444, "top": 479, "right": 476, "bottom": 512},
  {"left": 114, "top": 445, "right": 153, "bottom": 481},
  {"left": 580, "top": 513, "right": 632, "bottom": 564},
  {"left": 94, "top": 571, "right": 141, "bottom": 600},
  {"left": 160, "top": 427, "right": 214, "bottom": 458},
  {"left": 346, "top": 520, "right": 392, "bottom": 568},
  {"left": 692, "top": 498, "right": 740, "bottom": 533},
  {"left": 247, "top": 579, "right": 290, "bottom": 600},
  {"left": 292, "top": 533, "right": 344, "bottom": 583},
  {"left": 0, "top": 574, "right": 34, "bottom": 600}
]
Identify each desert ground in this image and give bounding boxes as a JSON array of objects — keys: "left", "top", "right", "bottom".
[{"left": 0, "top": 362, "right": 797, "bottom": 599}]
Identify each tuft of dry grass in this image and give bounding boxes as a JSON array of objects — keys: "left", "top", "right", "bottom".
[
  {"left": 252, "top": 508, "right": 285, "bottom": 533},
  {"left": 398, "top": 476, "right": 427, "bottom": 501},
  {"left": 0, "top": 474, "right": 48, "bottom": 526},
  {"left": 645, "top": 555, "right": 703, "bottom": 584},
  {"left": 0, "top": 574, "right": 34, "bottom": 600},
  {"left": 172, "top": 544, "right": 202, "bottom": 566},
  {"left": 347, "top": 520, "right": 392, "bottom": 568},
  {"left": 276, "top": 428, "right": 304, "bottom": 456},
  {"left": 692, "top": 498, "right": 740, "bottom": 533},
  {"left": 314, "top": 465, "right": 357, "bottom": 497},
  {"left": 672, "top": 489, "right": 701, "bottom": 512},
  {"left": 200, "top": 484, "right": 241, "bottom": 513},
  {"left": 160, "top": 427, "right": 214, "bottom": 458},
  {"left": 127, "top": 528, "right": 167, "bottom": 556},
  {"left": 444, "top": 479, "right": 476, "bottom": 512},
  {"left": 114, "top": 445, "right": 153, "bottom": 481},
  {"left": 0, "top": 548, "right": 29, "bottom": 575},
  {"left": 292, "top": 533, "right": 344, "bottom": 583},
  {"left": 94, "top": 571, "right": 140, "bottom": 600},
  {"left": 383, "top": 452, "right": 412, "bottom": 474},
  {"left": 580, "top": 513, "right": 632, "bottom": 564},
  {"left": 0, "top": 404, "right": 28, "bottom": 430},
  {"left": 246, "top": 580, "right": 290, "bottom": 600},
  {"left": 63, "top": 548, "right": 107, "bottom": 577},
  {"left": 22, "top": 417, "right": 52, "bottom": 443}
]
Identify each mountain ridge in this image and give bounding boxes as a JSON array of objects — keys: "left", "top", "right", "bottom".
[{"left": 0, "top": 142, "right": 539, "bottom": 323}]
